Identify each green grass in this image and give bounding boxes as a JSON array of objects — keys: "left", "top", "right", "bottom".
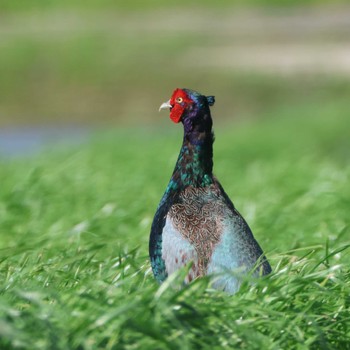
[
  {"left": 0, "top": 100, "right": 349, "bottom": 349},
  {"left": 1, "top": 2, "right": 349, "bottom": 348}
]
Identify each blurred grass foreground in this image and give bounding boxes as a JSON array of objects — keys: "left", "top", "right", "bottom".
[{"left": 0, "top": 1, "right": 350, "bottom": 349}]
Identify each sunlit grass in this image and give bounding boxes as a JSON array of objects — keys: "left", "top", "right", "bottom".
[{"left": 0, "top": 100, "right": 349, "bottom": 349}]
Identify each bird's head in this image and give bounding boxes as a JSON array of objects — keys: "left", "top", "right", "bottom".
[{"left": 159, "top": 88, "right": 215, "bottom": 128}]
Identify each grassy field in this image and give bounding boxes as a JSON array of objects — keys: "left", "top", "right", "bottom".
[
  {"left": 0, "top": 97, "right": 349, "bottom": 349},
  {"left": 1, "top": 1, "right": 350, "bottom": 348}
]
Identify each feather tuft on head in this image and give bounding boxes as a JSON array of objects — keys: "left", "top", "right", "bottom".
[{"left": 206, "top": 96, "right": 215, "bottom": 106}]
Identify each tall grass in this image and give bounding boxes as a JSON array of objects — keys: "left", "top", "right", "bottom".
[{"left": 0, "top": 99, "right": 349, "bottom": 349}]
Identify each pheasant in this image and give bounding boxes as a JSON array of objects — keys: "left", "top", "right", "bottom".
[{"left": 149, "top": 88, "right": 271, "bottom": 294}]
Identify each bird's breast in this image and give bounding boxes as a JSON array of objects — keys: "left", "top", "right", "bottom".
[{"left": 162, "top": 185, "right": 228, "bottom": 279}]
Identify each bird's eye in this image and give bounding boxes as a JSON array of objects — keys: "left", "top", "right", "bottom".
[{"left": 176, "top": 97, "right": 183, "bottom": 103}]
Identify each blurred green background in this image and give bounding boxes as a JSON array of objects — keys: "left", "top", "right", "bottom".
[{"left": 1, "top": 0, "right": 349, "bottom": 129}]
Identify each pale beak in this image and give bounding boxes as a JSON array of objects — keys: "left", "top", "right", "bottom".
[{"left": 159, "top": 100, "right": 172, "bottom": 112}]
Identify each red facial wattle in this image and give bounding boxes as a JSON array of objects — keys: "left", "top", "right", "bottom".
[
  {"left": 168, "top": 89, "right": 193, "bottom": 124},
  {"left": 169, "top": 104, "right": 185, "bottom": 123}
]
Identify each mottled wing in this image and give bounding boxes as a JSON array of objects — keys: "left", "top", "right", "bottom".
[
  {"left": 149, "top": 194, "right": 172, "bottom": 283},
  {"left": 212, "top": 177, "right": 272, "bottom": 276}
]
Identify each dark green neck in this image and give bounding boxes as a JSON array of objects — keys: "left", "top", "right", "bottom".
[{"left": 171, "top": 130, "right": 214, "bottom": 188}]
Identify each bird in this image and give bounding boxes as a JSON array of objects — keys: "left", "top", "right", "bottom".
[{"left": 149, "top": 88, "right": 271, "bottom": 294}]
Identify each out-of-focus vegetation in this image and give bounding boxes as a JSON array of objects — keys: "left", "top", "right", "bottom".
[
  {"left": 0, "top": 2, "right": 349, "bottom": 126},
  {"left": 1, "top": 0, "right": 348, "bottom": 12}
]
